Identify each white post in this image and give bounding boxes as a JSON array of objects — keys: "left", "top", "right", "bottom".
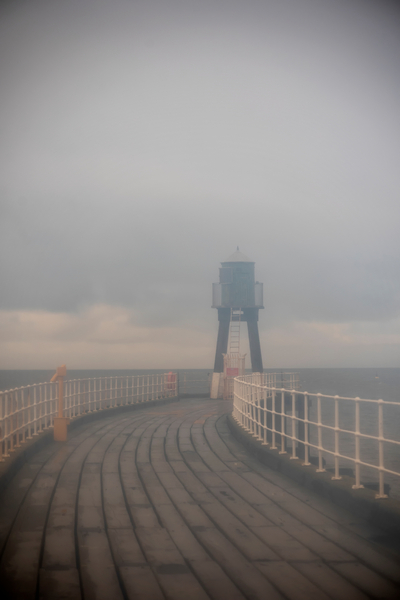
[
  {"left": 33, "top": 386, "right": 38, "bottom": 436},
  {"left": 376, "top": 399, "right": 388, "bottom": 499},
  {"left": 316, "top": 394, "right": 325, "bottom": 472},
  {"left": 279, "top": 390, "right": 286, "bottom": 454},
  {"left": 98, "top": 378, "right": 102, "bottom": 409},
  {"left": 332, "top": 396, "right": 342, "bottom": 480},
  {"left": 271, "top": 389, "right": 277, "bottom": 449},
  {"left": 0, "top": 393, "right": 4, "bottom": 461},
  {"left": 262, "top": 386, "right": 268, "bottom": 446},
  {"left": 257, "top": 385, "right": 262, "bottom": 440},
  {"left": 302, "top": 393, "right": 311, "bottom": 466},
  {"left": 352, "top": 398, "right": 364, "bottom": 489},
  {"left": 290, "top": 390, "right": 298, "bottom": 459},
  {"left": 78, "top": 380, "right": 82, "bottom": 414},
  {"left": 43, "top": 385, "right": 47, "bottom": 431}
]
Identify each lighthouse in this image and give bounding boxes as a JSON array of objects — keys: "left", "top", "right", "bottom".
[{"left": 210, "top": 249, "right": 264, "bottom": 398}]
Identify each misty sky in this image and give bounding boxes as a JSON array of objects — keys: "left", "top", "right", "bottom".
[{"left": 1, "top": 0, "right": 399, "bottom": 369}]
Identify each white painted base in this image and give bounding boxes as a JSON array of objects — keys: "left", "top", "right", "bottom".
[{"left": 210, "top": 372, "right": 222, "bottom": 399}]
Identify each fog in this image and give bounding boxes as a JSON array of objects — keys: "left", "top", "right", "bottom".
[{"left": 1, "top": 0, "right": 399, "bottom": 368}]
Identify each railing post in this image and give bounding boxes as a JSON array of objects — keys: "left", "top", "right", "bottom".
[
  {"left": 52, "top": 365, "right": 68, "bottom": 441},
  {"left": 271, "top": 389, "right": 277, "bottom": 449},
  {"left": 33, "top": 386, "right": 38, "bottom": 436},
  {"left": 279, "top": 390, "right": 286, "bottom": 454},
  {"left": 0, "top": 393, "right": 4, "bottom": 461},
  {"left": 376, "top": 399, "right": 388, "bottom": 499},
  {"left": 352, "top": 397, "right": 364, "bottom": 489},
  {"left": 316, "top": 393, "right": 325, "bottom": 472},
  {"left": 6, "top": 394, "right": 10, "bottom": 456},
  {"left": 26, "top": 389, "right": 32, "bottom": 440},
  {"left": 332, "top": 396, "right": 342, "bottom": 480},
  {"left": 39, "top": 386, "right": 43, "bottom": 433},
  {"left": 253, "top": 384, "right": 256, "bottom": 435},
  {"left": 252, "top": 384, "right": 259, "bottom": 438},
  {"left": 302, "top": 393, "right": 311, "bottom": 466},
  {"left": 262, "top": 386, "right": 268, "bottom": 446},
  {"left": 78, "top": 380, "right": 82, "bottom": 414},
  {"left": 296, "top": 392, "right": 305, "bottom": 459},
  {"left": 256, "top": 384, "right": 262, "bottom": 440},
  {"left": 290, "top": 390, "right": 298, "bottom": 459},
  {"left": 14, "top": 390, "right": 20, "bottom": 448},
  {"left": 245, "top": 383, "right": 250, "bottom": 430}
]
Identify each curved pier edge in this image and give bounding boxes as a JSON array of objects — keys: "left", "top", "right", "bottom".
[
  {"left": 0, "top": 396, "right": 179, "bottom": 495},
  {"left": 227, "top": 413, "right": 400, "bottom": 538}
]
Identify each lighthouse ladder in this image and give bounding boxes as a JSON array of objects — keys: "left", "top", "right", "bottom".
[{"left": 229, "top": 308, "right": 242, "bottom": 355}]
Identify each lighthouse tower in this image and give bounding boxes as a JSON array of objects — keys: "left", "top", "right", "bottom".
[{"left": 210, "top": 249, "right": 264, "bottom": 399}]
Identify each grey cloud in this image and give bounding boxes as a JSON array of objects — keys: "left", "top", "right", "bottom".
[{"left": 1, "top": 0, "right": 400, "bottom": 338}]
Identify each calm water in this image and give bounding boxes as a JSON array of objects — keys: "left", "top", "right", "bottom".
[{"left": 1, "top": 367, "right": 399, "bottom": 497}]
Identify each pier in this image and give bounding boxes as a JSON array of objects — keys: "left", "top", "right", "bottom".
[{"left": 1, "top": 386, "right": 400, "bottom": 599}]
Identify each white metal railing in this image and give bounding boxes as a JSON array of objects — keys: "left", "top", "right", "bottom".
[
  {"left": 233, "top": 374, "right": 400, "bottom": 499},
  {"left": 0, "top": 373, "right": 178, "bottom": 462}
]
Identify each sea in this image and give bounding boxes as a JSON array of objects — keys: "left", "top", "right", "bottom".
[{"left": 1, "top": 367, "right": 399, "bottom": 498}]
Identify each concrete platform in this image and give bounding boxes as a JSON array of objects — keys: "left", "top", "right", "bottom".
[{"left": 0, "top": 398, "right": 399, "bottom": 599}]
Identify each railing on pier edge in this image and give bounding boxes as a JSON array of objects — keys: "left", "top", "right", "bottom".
[
  {"left": 233, "top": 373, "right": 400, "bottom": 500},
  {"left": 0, "top": 373, "right": 178, "bottom": 462}
]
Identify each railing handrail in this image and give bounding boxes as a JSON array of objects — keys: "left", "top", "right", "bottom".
[
  {"left": 0, "top": 374, "right": 170, "bottom": 393},
  {"left": 235, "top": 376, "right": 399, "bottom": 405}
]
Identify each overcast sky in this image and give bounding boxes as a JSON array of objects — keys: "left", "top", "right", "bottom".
[{"left": 1, "top": 0, "right": 399, "bottom": 369}]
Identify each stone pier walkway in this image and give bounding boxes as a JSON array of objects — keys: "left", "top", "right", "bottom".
[{"left": 0, "top": 398, "right": 399, "bottom": 600}]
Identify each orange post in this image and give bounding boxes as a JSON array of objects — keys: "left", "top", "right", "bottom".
[{"left": 51, "top": 365, "right": 68, "bottom": 441}]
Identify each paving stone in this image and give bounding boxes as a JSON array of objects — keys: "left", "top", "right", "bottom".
[
  {"left": 118, "top": 565, "right": 164, "bottom": 600},
  {"left": 189, "top": 560, "right": 246, "bottom": 600},
  {"left": 313, "top": 523, "right": 400, "bottom": 583},
  {"left": 38, "top": 567, "right": 81, "bottom": 600},
  {"left": 0, "top": 462, "right": 42, "bottom": 554},
  {"left": 0, "top": 530, "right": 42, "bottom": 600},
  {"left": 135, "top": 526, "right": 210, "bottom": 600},
  {"left": 194, "top": 527, "right": 284, "bottom": 600},
  {"left": 256, "top": 560, "right": 331, "bottom": 600},
  {"left": 78, "top": 531, "right": 123, "bottom": 600},
  {"left": 251, "top": 526, "right": 318, "bottom": 561},
  {"left": 102, "top": 472, "right": 132, "bottom": 529},
  {"left": 293, "top": 561, "right": 369, "bottom": 600},
  {"left": 1, "top": 399, "right": 399, "bottom": 600},
  {"left": 107, "top": 527, "right": 146, "bottom": 566},
  {"left": 332, "top": 562, "right": 400, "bottom": 599},
  {"left": 42, "top": 527, "right": 76, "bottom": 569}
]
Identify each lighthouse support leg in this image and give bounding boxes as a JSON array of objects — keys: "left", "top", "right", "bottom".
[
  {"left": 211, "top": 309, "right": 230, "bottom": 398},
  {"left": 247, "top": 311, "right": 263, "bottom": 373},
  {"left": 213, "top": 309, "right": 230, "bottom": 372}
]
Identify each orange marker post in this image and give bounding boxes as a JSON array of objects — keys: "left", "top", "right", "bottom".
[{"left": 51, "top": 365, "right": 68, "bottom": 441}]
